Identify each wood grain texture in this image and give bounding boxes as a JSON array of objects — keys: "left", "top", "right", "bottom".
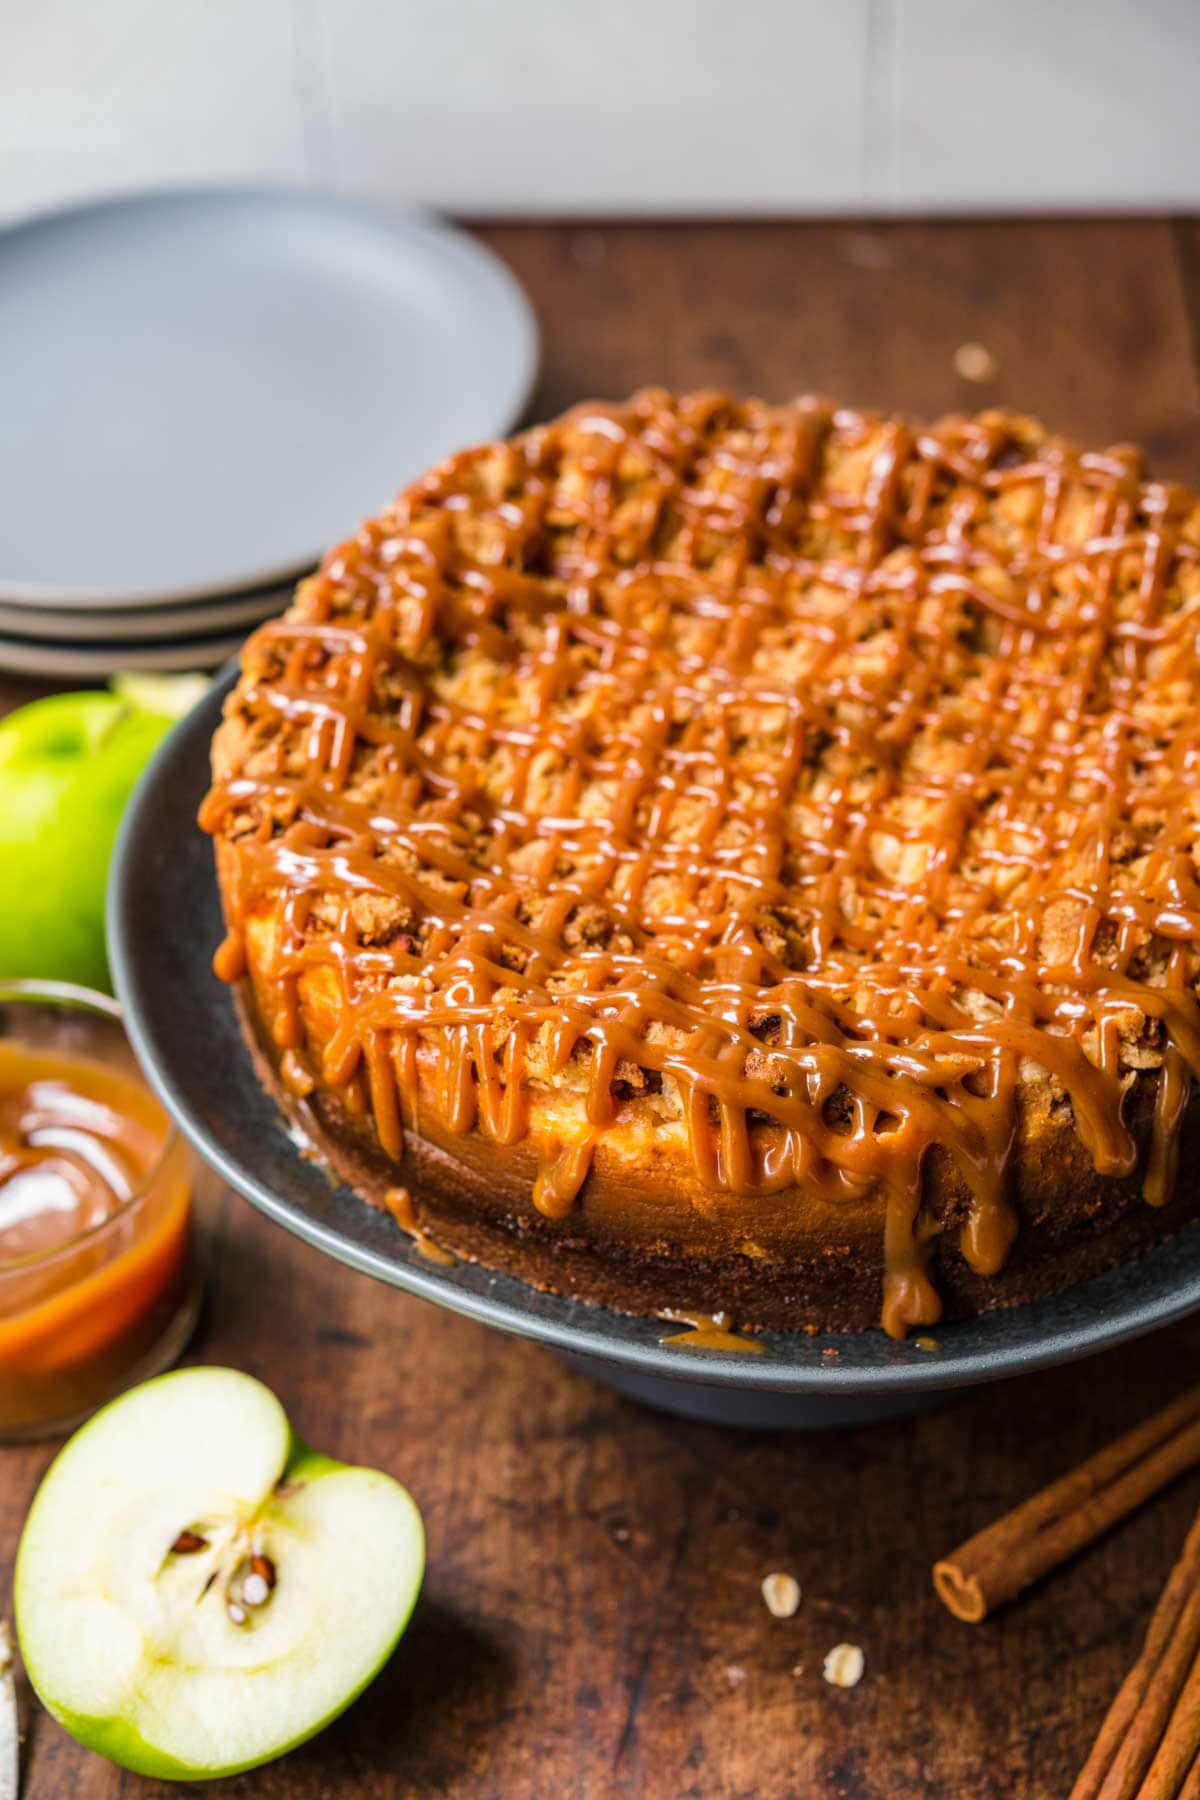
[{"left": 3, "top": 217, "right": 1200, "bottom": 1800}]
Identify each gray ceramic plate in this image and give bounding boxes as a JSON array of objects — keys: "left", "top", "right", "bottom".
[
  {"left": 108, "top": 675, "right": 1200, "bottom": 1427},
  {"left": 0, "top": 188, "right": 538, "bottom": 608},
  {"left": 0, "top": 628, "right": 251, "bottom": 679},
  {"left": 0, "top": 584, "right": 290, "bottom": 644}
]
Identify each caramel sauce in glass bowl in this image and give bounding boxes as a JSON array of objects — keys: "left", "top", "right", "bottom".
[{"left": 0, "top": 981, "right": 200, "bottom": 1439}]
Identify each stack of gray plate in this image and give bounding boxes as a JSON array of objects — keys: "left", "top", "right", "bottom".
[{"left": 0, "top": 187, "right": 538, "bottom": 680}]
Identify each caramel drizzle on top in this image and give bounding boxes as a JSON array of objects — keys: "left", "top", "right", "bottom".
[{"left": 200, "top": 390, "right": 1200, "bottom": 1338}]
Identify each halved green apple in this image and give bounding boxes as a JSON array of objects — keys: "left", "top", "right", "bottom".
[{"left": 15, "top": 1367, "right": 424, "bottom": 1780}]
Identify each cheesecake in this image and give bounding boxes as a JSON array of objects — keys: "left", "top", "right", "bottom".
[{"left": 200, "top": 390, "right": 1200, "bottom": 1336}]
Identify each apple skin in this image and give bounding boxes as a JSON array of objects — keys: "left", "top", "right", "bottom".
[
  {"left": 0, "top": 691, "right": 173, "bottom": 991},
  {"left": 14, "top": 1370, "right": 425, "bottom": 1782}
]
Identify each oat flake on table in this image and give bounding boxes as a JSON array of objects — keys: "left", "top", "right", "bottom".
[
  {"left": 823, "top": 1643, "right": 866, "bottom": 1689},
  {"left": 761, "top": 1572, "right": 802, "bottom": 1618}
]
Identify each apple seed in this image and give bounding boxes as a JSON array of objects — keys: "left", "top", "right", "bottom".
[
  {"left": 251, "top": 1553, "right": 277, "bottom": 1590},
  {"left": 170, "top": 1530, "right": 209, "bottom": 1555}
]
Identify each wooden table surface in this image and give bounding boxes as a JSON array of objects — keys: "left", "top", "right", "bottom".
[{"left": 4, "top": 217, "right": 1200, "bottom": 1799}]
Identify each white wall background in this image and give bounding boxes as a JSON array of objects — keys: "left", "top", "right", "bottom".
[{"left": 3, "top": 0, "right": 1199, "bottom": 219}]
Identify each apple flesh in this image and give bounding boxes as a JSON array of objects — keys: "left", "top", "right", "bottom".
[{"left": 15, "top": 1367, "right": 424, "bottom": 1780}]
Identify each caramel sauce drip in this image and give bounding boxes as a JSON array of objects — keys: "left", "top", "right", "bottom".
[
  {"left": 658, "top": 1308, "right": 766, "bottom": 1353},
  {"left": 383, "top": 1185, "right": 455, "bottom": 1267},
  {"left": 200, "top": 391, "right": 1200, "bottom": 1337}
]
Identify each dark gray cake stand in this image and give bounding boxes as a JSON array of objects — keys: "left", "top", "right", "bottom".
[{"left": 108, "top": 677, "right": 1200, "bottom": 1428}]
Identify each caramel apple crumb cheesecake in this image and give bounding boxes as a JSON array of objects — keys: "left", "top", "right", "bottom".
[{"left": 200, "top": 389, "right": 1200, "bottom": 1338}]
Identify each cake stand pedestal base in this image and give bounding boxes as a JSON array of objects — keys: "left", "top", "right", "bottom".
[{"left": 556, "top": 1350, "right": 954, "bottom": 1429}]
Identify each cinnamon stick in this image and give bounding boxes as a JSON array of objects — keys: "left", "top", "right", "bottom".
[
  {"left": 934, "top": 1386, "right": 1200, "bottom": 1624},
  {"left": 1071, "top": 1507, "right": 1200, "bottom": 1800},
  {"left": 1140, "top": 1641, "right": 1200, "bottom": 1800},
  {"left": 1176, "top": 1743, "right": 1200, "bottom": 1799},
  {"left": 1071, "top": 1511, "right": 1200, "bottom": 1798}
]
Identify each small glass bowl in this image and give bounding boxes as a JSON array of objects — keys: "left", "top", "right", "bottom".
[{"left": 0, "top": 979, "right": 201, "bottom": 1440}]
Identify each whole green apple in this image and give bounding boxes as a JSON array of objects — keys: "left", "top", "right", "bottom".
[{"left": 0, "top": 676, "right": 204, "bottom": 991}]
